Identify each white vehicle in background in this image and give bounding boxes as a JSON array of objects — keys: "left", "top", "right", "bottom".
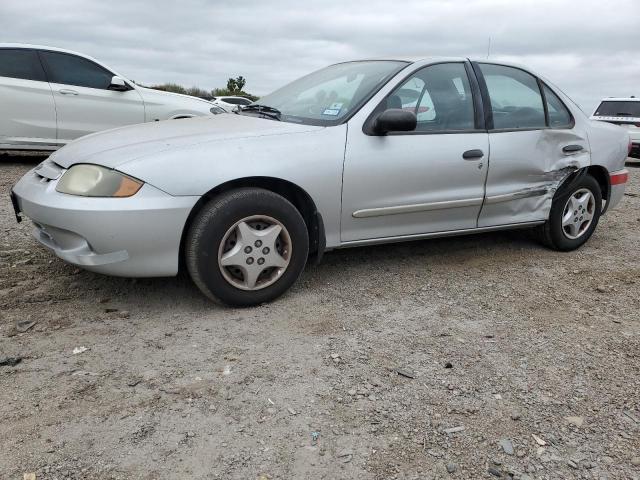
[
  {"left": 0, "top": 44, "right": 219, "bottom": 151},
  {"left": 210, "top": 95, "right": 253, "bottom": 112},
  {"left": 591, "top": 97, "right": 640, "bottom": 159}
]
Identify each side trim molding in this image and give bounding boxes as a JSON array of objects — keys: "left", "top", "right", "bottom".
[
  {"left": 339, "top": 221, "right": 545, "bottom": 248},
  {"left": 352, "top": 197, "right": 484, "bottom": 218},
  {"left": 484, "top": 186, "right": 552, "bottom": 205}
]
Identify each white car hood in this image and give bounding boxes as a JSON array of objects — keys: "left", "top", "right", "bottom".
[
  {"left": 136, "top": 86, "right": 213, "bottom": 107},
  {"left": 50, "top": 115, "right": 322, "bottom": 170}
]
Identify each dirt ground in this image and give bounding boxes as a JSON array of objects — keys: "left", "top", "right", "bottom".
[{"left": 1, "top": 154, "right": 638, "bottom": 480}]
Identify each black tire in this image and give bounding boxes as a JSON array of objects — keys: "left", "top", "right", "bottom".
[
  {"left": 185, "top": 188, "right": 309, "bottom": 306},
  {"left": 538, "top": 173, "right": 602, "bottom": 251}
]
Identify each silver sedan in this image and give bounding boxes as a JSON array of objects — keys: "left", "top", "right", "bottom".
[{"left": 12, "top": 58, "right": 630, "bottom": 306}]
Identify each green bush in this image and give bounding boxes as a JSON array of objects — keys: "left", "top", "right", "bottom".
[{"left": 148, "top": 76, "right": 259, "bottom": 101}]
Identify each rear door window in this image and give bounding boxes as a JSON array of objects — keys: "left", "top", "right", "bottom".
[
  {"left": 40, "top": 50, "right": 114, "bottom": 89},
  {"left": 479, "top": 64, "right": 546, "bottom": 130},
  {"left": 0, "top": 49, "right": 47, "bottom": 82}
]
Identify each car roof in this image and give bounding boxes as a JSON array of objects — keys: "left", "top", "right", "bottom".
[
  {"left": 334, "top": 57, "right": 538, "bottom": 71},
  {"left": 1, "top": 43, "right": 96, "bottom": 58},
  {"left": 338, "top": 56, "right": 523, "bottom": 63},
  {"left": 598, "top": 97, "right": 640, "bottom": 102},
  {"left": 335, "top": 56, "right": 465, "bottom": 65}
]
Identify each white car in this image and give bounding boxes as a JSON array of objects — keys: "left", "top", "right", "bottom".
[
  {"left": 0, "top": 44, "right": 218, "bottom": 151},
  {"left": 210, "top": 95, "right": 253, "bottom": 112},
  {"left": 591, "top": 97, "right": 640, "bottom": 158}
]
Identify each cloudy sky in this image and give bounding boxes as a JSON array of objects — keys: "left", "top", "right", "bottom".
[{"left": 3, "top": 0, "right": 639, "bottom": 111}]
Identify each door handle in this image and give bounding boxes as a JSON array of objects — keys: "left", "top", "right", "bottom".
[
  {"left": 562, "top": 144, "right": 583, "bottom": 154},
  {"left": 462, "top": 149, "right": 484, "bottom": 160},
  {"left": 59, "top": 89, "right": 79, "bottom": 96}
]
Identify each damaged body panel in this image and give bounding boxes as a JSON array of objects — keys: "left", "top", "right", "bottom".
[{"left": 478, "top": 127, "right": 589, "bottom": 227}]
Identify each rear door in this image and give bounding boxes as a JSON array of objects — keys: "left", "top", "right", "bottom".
[
  {"left": 38, "top": 50, "right": 144, "bottom": 142},
  {"left": 474, "top": 63, "right": 590, "bottom": 227},
  {"left": 0, "top": 48, "right": 57, "bottom": 149}
]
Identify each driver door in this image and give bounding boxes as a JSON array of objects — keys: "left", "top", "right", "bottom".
[{"left": 341, "top": 62, "right": 489, "bottom": 242}]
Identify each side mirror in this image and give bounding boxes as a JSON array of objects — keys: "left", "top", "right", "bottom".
[
  {"left": 372, "top": 109, "right": 417, "bottom": 135},
  {"left": 108, "top": 76, "right": 130, "bottom": 91}
]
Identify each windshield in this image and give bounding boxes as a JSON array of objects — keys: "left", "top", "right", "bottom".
[
  {"left": 594, "top": 100, "right": 640, "bottom": 118},
  {"left": 248, "top": 61, "right": 409, "bottom": 126}
]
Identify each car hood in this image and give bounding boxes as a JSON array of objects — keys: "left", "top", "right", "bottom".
[
  {"left": 136, "top": 86, "right": 213, "bottom": 107},
  {"left": 50, "top": 115, "right": 322, "bottom": 170}
]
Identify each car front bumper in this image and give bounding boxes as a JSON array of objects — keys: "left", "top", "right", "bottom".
[{"left": 12, "top": 163, "right": 199, "bottom": 277}]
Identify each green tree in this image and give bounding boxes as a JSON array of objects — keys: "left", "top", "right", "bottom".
[
  {"left": 235, "top": 76, "right": 246, "bottom": 91},
  {"left": 226, "top": 78, "right": 238, "bottom": 92}
]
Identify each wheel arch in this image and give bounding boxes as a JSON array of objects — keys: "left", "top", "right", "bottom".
[
  {"left": 558, "top": 165, "right": 610, "bottom": 212},
  {"left": 179, "top": 176, "right": 326, "bottom": 272},
  {"left": 585, "top": 165, "right": 610, "bottom": 213}
]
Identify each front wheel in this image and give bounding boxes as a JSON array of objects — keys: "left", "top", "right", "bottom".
[
  {"left": 538, "top": 174, "right": 602, "bottom": 251},
  {"left": 185, "top": 188, "right": 309, "bottom": 306}
]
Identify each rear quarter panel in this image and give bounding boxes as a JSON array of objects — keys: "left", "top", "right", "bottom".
[{"left": 587, "top": 119, "right": 629, "bottom": 172}]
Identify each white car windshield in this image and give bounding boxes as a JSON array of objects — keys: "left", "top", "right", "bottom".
[{"left": 246, "top": 61, "right": 409, "bottom": 126}]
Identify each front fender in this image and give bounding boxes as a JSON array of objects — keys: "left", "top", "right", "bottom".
[{"left": 117, "top": 125, "right": 348, "bottom": 248}]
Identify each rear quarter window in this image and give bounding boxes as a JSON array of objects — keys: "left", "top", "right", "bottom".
[{"left": 543, "top": 84, "right": 573, "bottom": 128}]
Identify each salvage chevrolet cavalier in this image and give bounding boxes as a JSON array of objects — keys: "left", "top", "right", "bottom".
[{"left": 12, "top": 58, "right": 630, "bottom": 306}]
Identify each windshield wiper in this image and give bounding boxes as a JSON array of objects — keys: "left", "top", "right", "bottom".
[
  {"left": 239, "top": 104, "right": 282, "bottom": 120},
  {"left": 616, "top": 112, "right": 634, "bottom": 116}
]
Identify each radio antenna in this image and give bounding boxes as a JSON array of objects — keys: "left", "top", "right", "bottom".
[{"left": 487, "top": 37, "right": 492, "bottom": 59}]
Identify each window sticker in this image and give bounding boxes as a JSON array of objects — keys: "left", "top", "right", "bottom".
[{"left": 322, "top": 102, "right": 343, "bottom": 116}]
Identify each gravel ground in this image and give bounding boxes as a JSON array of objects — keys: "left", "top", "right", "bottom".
[{"left": 1, "top": 155, "right": 639, "bottom": 480}]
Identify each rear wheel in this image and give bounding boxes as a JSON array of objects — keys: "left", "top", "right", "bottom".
[
  {"left": 538, "top": 174, "right": 602, "bottom": 251},
  {"left": 185, "top": 188, "right": 309, "bottom": 306}
]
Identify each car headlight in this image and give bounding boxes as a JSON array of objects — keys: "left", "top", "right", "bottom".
[{"left": 56, "top": 164, "right": 143, "bottom": 197}]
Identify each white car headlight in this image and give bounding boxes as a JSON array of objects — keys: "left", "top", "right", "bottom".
[{"left": 56, "top": 164, "right": 143, "bottom": 197}]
